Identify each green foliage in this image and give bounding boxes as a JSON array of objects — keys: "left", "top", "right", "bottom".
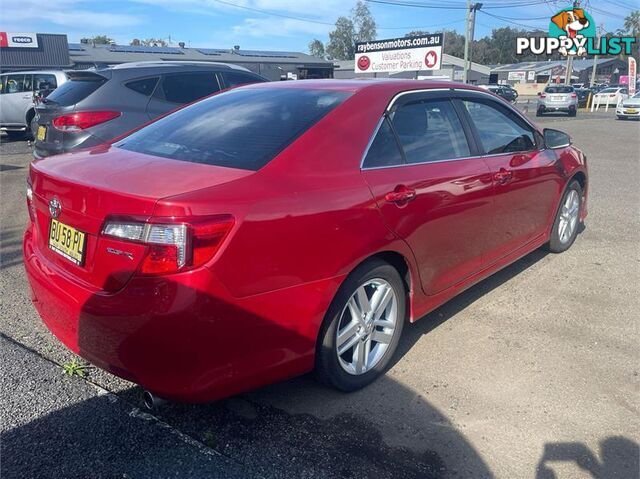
[
  {"left": 327, "top": 17, "right": 357, "bottom": 61},
  {"left": 62, "top": 358, "right": 89, "bottom": 378},
  {"left": 308, "top": 39, "right": 326, "bottom": 59},
  {"left": 84, "top": 35, "right": 113, "bottom": 45},
  {"left": 353, "top": 0, "right": 377, "bottom": 43}
]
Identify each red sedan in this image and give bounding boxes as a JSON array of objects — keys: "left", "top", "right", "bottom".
[{"left": 24, "top": 80, "right": 588, "bottom": 404}]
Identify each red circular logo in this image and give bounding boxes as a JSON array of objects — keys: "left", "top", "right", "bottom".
[
  {"left": 425, "top": 51, "right": 438, "bottom": 68},
  {"left": 357, "top": 55, "right": 371, "bottom": 71}
]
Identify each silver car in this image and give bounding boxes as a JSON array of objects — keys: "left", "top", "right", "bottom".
[
  {"left": 616, "top": 92, "right": 640, "bottom": 120},
  {"left": 0, "top": 70, "right": 68, "bottom": 139},
  {"left": 537, "top": 85, "right": 578, "bottom": 117}
]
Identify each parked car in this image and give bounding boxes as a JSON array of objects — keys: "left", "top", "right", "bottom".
[
  {"left": 482, "top": 84, "right": 518, "bottom": 102},
  {"left": 575, "top": 88, "right": 591, "bottom": 108},
  {"left": 537, "top": 85, "right": 578, "bottom": 116},
  {"left": 33, "top": 61, "right": 267, "bottom": 158},
  {"left": 0, "top": 70, "right": 68, "bottom": 139},
  {"left": 592, "top": 86, "right": 629, "bottom": 107},
  {"left": 616, "top": 92, "right": 640, "bottom": 120},
  {"left": 24, "top": 80, "right": 588, "bottom": 405}
]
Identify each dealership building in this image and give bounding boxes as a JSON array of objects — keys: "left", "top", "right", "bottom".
[{"left": 0, "top": 33, "right": 334, "bottom": 80}]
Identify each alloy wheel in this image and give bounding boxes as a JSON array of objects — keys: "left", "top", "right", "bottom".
[
  {"left": 558, "top": 189, "right": 580, "bottom": 244},
  {"left": 335, "top": 278, "right": 398, "bottom": 375}
]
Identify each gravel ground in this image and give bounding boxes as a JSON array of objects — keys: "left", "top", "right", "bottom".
[{"left": 1, "top": 109, "right": 639, "bottom": 479}]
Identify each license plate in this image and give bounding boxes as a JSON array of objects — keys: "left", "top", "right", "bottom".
[
  {"left": 624, "top": 109, "right": 638, "bottom": 114},
  {"left": 49, "top": 218, "right": 86, "bottom": 266},
  {"left": 36, "top": 125, "right": 46, "bottom": 141}
]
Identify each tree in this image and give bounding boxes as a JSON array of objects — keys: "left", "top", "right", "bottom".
[
  {"left": 624, "top": 10, "right": 640, "bottom": 38},
  {"left": 308, "top": 39, "right": 326, "bottom": 59},
  {"left": 352, "top": 0, "right": 376, "bottom": 43},
  {"left": 130, "top": 38, "right": 142, "bottom": 46},
  {"left": 141, "top": 38, "right": 168, "bottom": 47},
  {"left": 87, "top": 35, "right": 113, "bottom": 44},
  {"left": 326, "top": 17, "right": 356, "bottom": 60}
]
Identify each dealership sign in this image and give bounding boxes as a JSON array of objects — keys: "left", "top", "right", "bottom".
[
  {"left": 629, "top": 57, "right": 637, "bottom": 96},
  {"left": 507, "top": 71, "right": 527, "bottom": 81},
  {"left": 355, "top": 33, "right": 443, "bottom": 74},
  {"left": 0, "top": 32, "right": 38, "bottom": 48}
]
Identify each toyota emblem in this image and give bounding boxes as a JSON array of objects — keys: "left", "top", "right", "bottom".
[{"left": 49, "top": 198, "right": 62, "bottom": 218}]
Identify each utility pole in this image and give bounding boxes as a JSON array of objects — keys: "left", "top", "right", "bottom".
[
  {"left": 463, "top": 2, "right": 482, "bottom": 83},
  {"left": 590, "top": 24, "right": 604, "bottom": 87},
  {"left": 564, "top": 0, "right": 580, "bottom": 85}
]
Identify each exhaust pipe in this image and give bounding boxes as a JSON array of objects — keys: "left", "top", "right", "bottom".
[{"left": 142, "top": 390, "right": 167, "bottom": 411}]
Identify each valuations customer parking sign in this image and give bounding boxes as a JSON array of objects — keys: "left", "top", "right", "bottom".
[{"left": 355, "top": 33, "right": 443, "bottom": 74}]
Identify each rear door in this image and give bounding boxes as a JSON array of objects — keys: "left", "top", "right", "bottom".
[
  {"left": 1, "top": 73, "right": 32, "bottom": 125},
  {"left": 458, "top": 95, "right": 561, "bottom": 264},
  {"left": 145, "top": 71, "right": 223, "bottom": 119},
  {"left": 361, "top": 91, "right": 495, "bottom": 295}
]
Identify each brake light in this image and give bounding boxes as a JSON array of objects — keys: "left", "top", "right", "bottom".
[
  {"left": 540, "top": 93, "right": 546, "bottom": 98},
  {"left": 571, "top": 93, "right": 577, "bottom": 99},
  {"left": 102, "top": 216, "right": 234, "bottom": 275},
  {"left": 52, "top": 111, "right": 121, "bottom": 132}
]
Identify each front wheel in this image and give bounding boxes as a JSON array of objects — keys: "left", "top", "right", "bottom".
[
  {"left": 316, "top": 259, "right": 405, "bottom": 392},
  {"left": 546, "top": 180, "right": 582, "bottom": 253}
]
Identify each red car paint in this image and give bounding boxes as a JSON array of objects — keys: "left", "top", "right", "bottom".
[{"left": 24, "top": 80, "right": 588, "bottom": 402}]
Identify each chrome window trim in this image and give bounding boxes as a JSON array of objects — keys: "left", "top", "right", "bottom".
[{"left": 360, "top": 87, "right": 541, "bottom": 171}]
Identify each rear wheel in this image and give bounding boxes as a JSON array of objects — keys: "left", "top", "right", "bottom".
[
  {"left": 546, "top": 180, "right": 582, "bottom": 253},
  {"left": 569, "top": 109, "right": 577, "bottom": 117},
  {"left": 316, "top": 259, "right": 405, "bottom": 391},
  {"left": 536, "top": 108, "right": 544, "bottom": 117},
  {"left": 29, "top": 114, "right": 38, "bottom": 140}
]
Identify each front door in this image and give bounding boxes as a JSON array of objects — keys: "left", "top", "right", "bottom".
[
  {"left": 1, "top": 73, "right": 32, "bottom": 126},
  {"left": 458, "top": 98, "right": 562, "bottom": 264},
  {"left": 361, "top": 94, "right": 494, "bottom": 295}
]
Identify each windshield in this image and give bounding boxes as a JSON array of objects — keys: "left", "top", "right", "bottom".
[
  {"left": 545, "top": 86, "right": 574, "bottom": 94},
  {"left": 598, "top": 88, "right": 618, "bottom": 94},
  {"left": 116, "top": 87, "right": 351, "bottom": 171}
]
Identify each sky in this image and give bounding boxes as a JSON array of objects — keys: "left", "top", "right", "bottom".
[{"left": 1, "top": 0, "right": 634, "bottom": 52}]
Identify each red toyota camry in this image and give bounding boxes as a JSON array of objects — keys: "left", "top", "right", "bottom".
[{"left": 24, "top": 80, "right": 588, "bottom": 404}]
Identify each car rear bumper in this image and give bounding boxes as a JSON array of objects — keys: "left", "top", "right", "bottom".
[
  {"left": 24, "top": 225, "right": 344, "bottom": 402},
  {"left": 538, "top": 101, "right": 577, "bottom": 111},
  {"left": 33, "top": 131, "right": 103, "bottom": 158}
]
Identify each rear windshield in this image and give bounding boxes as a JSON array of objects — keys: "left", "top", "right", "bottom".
[
  {"left": 115, "top": 88, "right": 350, "bottom": 171},
  {"left": 45, "top": 77, "right": 107, "bottom": 106},
  {"left": 545, "top": 86, "right": 574, "bottom": 94}
]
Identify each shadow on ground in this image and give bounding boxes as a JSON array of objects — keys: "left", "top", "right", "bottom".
[{"left": 1, "top": 227, "right": 26, "bottom": 270}]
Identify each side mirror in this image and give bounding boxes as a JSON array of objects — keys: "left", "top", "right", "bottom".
[{"left": 544, "top": 128, "right": 572, "bottom": 149}]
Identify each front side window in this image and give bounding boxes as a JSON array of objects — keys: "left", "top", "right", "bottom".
[
  {"left": 390, "top": 99, "right": 470, "bottom": 164},
  {"left": 33, "top": 74, "right": 57, "bottom": 91},
  {"left": 116, "top": 88, "right": 350, "bottom": 171},
  {"left": 363, "top": 117, "right": 404, "bottom": 168},
  {"left": 159, "top": 72, "right": 221, "bottom": 104},
  {"left": 462, "top": 100, "right": 536, "bottom": 154}
]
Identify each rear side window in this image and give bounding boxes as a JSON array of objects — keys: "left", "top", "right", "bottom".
[
  {"left": 463, "top": 100, "right": 536, "bottom": 154},
  {"left": 46, "top": 78, "right": 107, "bottom": 106},
  {"left": 390, "top": 99, "right": 470, "bottom": 164},
  {"left": 116, "top": 88, "right": 350, "bottom": 171},
  {"left": 223, "top": 71, "right": 265, "bottom": 88},
  {"left": 2, "top": 74, "right": 30, "bottom": 94},
  {"left": 159, "top": 72, "right": 221, "bottom": 104},
  {"left": 126, "top": 77, "right": 159, "bottom": 96},
  {"left": 363, "top": 117, "right": 404, "bottom": 168}
]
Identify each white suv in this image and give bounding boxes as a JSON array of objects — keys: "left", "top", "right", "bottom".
[{"left": 0, "top": 70, "right": 68, "bottom": 139}]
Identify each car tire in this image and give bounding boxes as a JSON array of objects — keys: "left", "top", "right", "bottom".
[
  {"left": 536, "top": 109, "right": 543, "bottom": 117},
  {"left": 315, "top": 258, "right": 406, "bottom": 392},
  {"left": 546, "top": 180, "right": 582, "bottom": 253},
  {"left": 569, "top": 109, "right": 577, "bottom": 117}
]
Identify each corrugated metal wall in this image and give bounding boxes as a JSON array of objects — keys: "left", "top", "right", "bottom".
[{"left": 0, "top": 34, "right": 71, "bottom": 72}]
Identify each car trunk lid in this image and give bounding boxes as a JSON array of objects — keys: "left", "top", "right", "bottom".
[{"left": 29, "top": 146, "right": 253, "bottom": 292}]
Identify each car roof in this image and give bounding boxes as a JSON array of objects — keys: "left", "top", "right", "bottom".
[
  {"left": 106, "top": 61, "right": 251, "bottom": 72},
  {"left": 243, "top": 79, "right": 487, "bottom": 96}
]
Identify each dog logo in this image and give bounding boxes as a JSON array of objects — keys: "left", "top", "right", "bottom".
[{"left": 549, "top": 8, "right": 595, "bottom": 56}]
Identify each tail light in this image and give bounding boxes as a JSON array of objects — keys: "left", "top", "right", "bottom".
[
  {"left": 102, "top": 215, "right": 234, "bottom": 275},
  {"left": 540, "top": 94, "right": 546, "bottom": 98},
  {"left": 571, "top": 93, "right": 577, "bottom": 99},
  {"left": 52, "top": 111, "right": 121, "bottom": 132}
]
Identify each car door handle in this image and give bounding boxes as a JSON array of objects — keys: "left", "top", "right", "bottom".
[
  {"left": 385, "top": 186, "right": 416, "bottom": 204},
  {"left": 494, "top": 169, "right": 513, "bottom": 184}
]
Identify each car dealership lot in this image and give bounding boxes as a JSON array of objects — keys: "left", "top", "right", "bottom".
[{"left": 1, "top": 111, "right": 638, "bottom": 478}]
